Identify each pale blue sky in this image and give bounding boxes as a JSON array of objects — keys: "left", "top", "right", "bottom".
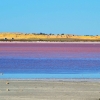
[{"left": 0, "top": 0, "right": 100, "bottom": 35}]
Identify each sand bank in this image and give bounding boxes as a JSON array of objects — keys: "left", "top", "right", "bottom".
[{"left": 0, "top": 79, "right": 100, "bottom": 100}]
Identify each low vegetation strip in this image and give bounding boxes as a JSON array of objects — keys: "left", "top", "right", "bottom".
[{"left": 0, "top": 32, "right": 100, "bottom": 42}]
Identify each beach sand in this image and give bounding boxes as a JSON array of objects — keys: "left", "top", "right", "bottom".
[{"left": 0, "top": 80, "right": 100, "bottom": 100}]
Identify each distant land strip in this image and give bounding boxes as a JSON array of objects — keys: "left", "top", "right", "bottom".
[{"left": 0, "top": 32, "right": 100, "bottom": 42}]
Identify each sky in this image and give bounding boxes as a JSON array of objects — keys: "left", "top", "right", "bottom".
[{"left": 0, "top": 0, "right": 100, "bottom": 35}]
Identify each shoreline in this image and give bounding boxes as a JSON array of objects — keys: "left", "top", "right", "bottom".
[
  {"left": 0, "top": 78, "right": 100, "bottom": 82},
  {"left": 0, "top": 41, "right": 100, "bottom": 44},
  {"left": 0, "top": 73, "right": 100, "bottom": 79}
]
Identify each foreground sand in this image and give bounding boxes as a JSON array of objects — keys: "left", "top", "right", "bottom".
[{"left": 0, "top": 80, "right": 100, "bottom": 100}]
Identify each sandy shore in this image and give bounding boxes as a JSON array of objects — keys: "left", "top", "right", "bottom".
[{"left": 0, "top": 80, "right": 100, "bottom": 100}]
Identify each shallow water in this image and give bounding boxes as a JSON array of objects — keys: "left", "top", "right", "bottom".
[{"left": 0, "top": 43, "right": 100, "bottom": 79}]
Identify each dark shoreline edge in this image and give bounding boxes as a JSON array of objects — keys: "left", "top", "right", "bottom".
[{"left": 0, "top": 41, "right": 100, "bottom": 43}]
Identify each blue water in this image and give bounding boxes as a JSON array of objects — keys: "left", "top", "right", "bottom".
[
  {"left": 0, "top": 58, "right": 100, "bottom": 74},
  {"left": 0, "top": 58, "right": 100, "bottom": 79}
]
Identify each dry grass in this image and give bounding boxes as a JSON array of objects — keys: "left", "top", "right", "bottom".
[{"left": 0, "top": 32, "right": 100, "bottom": 42}]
